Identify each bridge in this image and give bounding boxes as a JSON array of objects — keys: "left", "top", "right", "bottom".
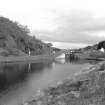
[{"left": 54, "top": 50, "right": 79, "bottom": 59}]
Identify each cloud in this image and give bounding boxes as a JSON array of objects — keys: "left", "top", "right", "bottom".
[
  {"left": 34, "top": 10, "right": 105, "bottom": 44},
  {"left": 57, "top": 11, "right": 105, "bottom": 43}
]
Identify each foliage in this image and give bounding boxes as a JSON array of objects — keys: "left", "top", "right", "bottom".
[{"left": 0, "top": 16, "right": 53, "bottom": 56}]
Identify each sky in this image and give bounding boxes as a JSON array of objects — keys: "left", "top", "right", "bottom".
[{"left": 1, "top": 0, "right": 105, "bottom": 44}]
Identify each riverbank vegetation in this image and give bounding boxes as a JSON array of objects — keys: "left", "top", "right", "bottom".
[{"left": 0, "top": 17, "right": 59, "bottom": 56}]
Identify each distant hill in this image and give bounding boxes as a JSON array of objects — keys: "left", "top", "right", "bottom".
[
  {"left": 77, "top": 40, "right": 105, "bottom": 52},
  {"left": 0, "top": 17, "right": 55, "bottom": 56},
  {"left": 75, "top": 43, "right": 98, "bottom": 52}
]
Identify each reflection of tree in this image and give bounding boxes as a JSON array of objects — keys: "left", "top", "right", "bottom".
[
  {"left": 30, "top": 61, "right": 53, "bottom": 72},
  {"left": 0, "top": 61, "right": 53, "bottom": 92},
  {"left": 0, "top": 63, "right": 28, "bottom": 92}
]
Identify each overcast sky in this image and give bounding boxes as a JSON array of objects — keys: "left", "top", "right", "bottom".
[{"left": 1, "top": 0, "right": 105, "bottom": 44}]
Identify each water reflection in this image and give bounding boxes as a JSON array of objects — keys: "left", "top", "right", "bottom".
[
  {"left": 54, "top": 58, "right": 66, "bottom": 64},
  {"left": 65, "top": 57, "right": 100, "bottom": 65},
  {"left": 0, "top": 61, "right": 53, "bottom": 93},
  {"left": 0, "top": 58, "right": 100, "bottom": 93}
]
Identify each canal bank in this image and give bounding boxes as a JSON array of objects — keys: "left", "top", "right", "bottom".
[
  {"left": 22, "top": 61, "right": 105, "bottom": 105},
  {"left": 0, "top": 51, "right": 64, "bottom": 63}
]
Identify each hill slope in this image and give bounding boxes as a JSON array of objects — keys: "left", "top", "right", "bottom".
[{"left": 0, "top": 17, "right": 53, "bottom": 56}]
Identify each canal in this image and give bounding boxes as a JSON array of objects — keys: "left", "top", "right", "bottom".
[{"left": 0, "top": 58, "right": 99, "bottom": 105}]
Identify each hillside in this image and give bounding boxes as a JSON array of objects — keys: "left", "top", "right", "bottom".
[
  {"left": 0, "top": 17, "right": 54, "bottom": 56},
  {"left": 70, "top": 41, "right": 105, "bottom": 60}
]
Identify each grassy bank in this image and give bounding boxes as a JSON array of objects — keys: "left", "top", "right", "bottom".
[
  {"left": 21, "top": 61, "right": 105, "bottom": 105},
  {"left": 0, "top": 51, "right": 63, "bottom": 63},
  {"left": 0, "top": 55, "right": 54, "bottom": 63}
]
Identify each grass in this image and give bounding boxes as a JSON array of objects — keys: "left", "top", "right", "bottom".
[{"left": 0, "top": 51, "right": 64, "bottom": 63}]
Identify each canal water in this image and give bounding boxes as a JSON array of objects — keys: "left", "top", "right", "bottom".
[{"left": 0, "top": 59, "right": 99, "bottom": 105}]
